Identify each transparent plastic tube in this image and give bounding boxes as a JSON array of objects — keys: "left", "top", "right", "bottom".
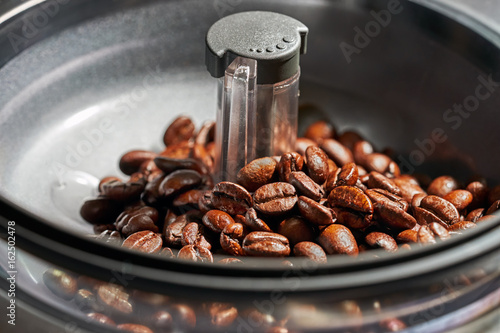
[{"left": 214, "top": 57, "right": 300, "bottom": 183}]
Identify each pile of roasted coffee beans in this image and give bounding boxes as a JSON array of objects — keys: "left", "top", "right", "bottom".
[{"left": 79, "top": 115, "right": 500, "bottom": 263}]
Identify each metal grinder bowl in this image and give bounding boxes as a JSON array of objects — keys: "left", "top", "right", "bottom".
[{"left": 0, "top": 0, "right": 499, "bottom": 332}]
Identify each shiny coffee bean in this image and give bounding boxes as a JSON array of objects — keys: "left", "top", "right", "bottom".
[
  {"left": 207, "top": 302, "right": 238, "bottom": 328},
  {"left": 178, "top": 244, "right": 213, "bottom": 263},
  {"left": 202, "top": 209, "right": 235, "bottom": 233},
  {"left": 117, "top": 323, "right": 154, "bottom": 333},
  {"left": 181, "top": 222, "right": 212, "bottom": 250},
  {"left": 43, "top": 269, "right": 78, "bottom": 300},
  {"left": 334, "top": 208, "right": 373, "bottom": 229},
  {"left": 336, "top": 162, "right": 359, "bottom": 187},
  {"left": 328, "top": 186, "right": 373, "bottom": 214},
  {"left": 119, "top": 150, "right": 158, "bottom": 175},
  {"left": 116, "top": 206, "right": 159, "bottom": 237},
  {"left": 318, "top": 224, "right": 358, "bottom": 256},
  {"left": 466, "top": 181, "right": 489, "bottom": 209},
  {"left": 466, "top": 208, "right": 485, "bottom": 222},
  {"left": 192, "top": 143, "right": 214, "bottom": 172},
  {"left": 396, "top": 230, "right": 418, "bottom": 243},
  {"left": 211, "top": 182, "right": 253, "bottom": 215},
  {"left": 278, "top": 217, "right": 315, "bottom": 246},
  {"left": 293, "top": 241, "right": 327, "bottom": 263},
  {"left": 366, "top": 172, "right": 402, "bottom": 196},
  {"left": 297, "top": 196, "right": 336, "bottom": 226},
  {"left": 362, "top": 153, "right": 393, "bottom": 174},
  {"left": 151, "top": 310, "right": 173, "bottom": 332},
  {"left": 443, "top": 190, "right": 473, "bottom": 211},
  {"left": 195, "top": 120, "right": 215, "bottom": 146},
  {"left": 237, "top": 157, "right": 278, "bottom": 192},
  {"left": 163, "top": 116, "right": 195, "bottom": 146},
  {"left": 288, "top": 171, "right": 324, "bottom": 201},
  {"left": 448, "top": 221, "right": 477, "bottom": 234},
  {"left": 353, "top": 140, "right": 374, "bottom": 165},
  {"left": 253, "top": 182, "right": 298, "bottom": 216},
  {"left": 220, "top": 222, "right": 247, "bottom": 256},
  {"left": 320, "top": 139, "right": 354, "bottom": 167},
  {"left": 158, "top": 169, "right": 202, "bottom": 198},
  {"left": 324, "top": 168, "right": 341, "bottom": 193},
  {"left": 87, "top": 313, "right": 116, "bottom": 326},
  {"left": 365, "top": 189, "right": 416, "bottom": 230},
  {"left": 242, "top": 232, "right": 291, "bottom": 257},
  {"left": 80, "top": 197, "right": 123, "bottom": 225},
  {"left": 122, "top": 230, "right": 162, "bottom": 253},
  {"left": 154, "top": 156, "right": 207, "bottom": 175},
  {"left": 393, "top": 176, "right": 426, "bottom": 203},
  {"left": 304, "top": 120, "right": 335, "bottom": 144},
  {"left": 172, "top": 189, "right": 203, "bottom": 208},
  {"left": 74, "top": 289, "right": 102, "bottom": 312},
  {"left": 96, "top": 284, "right": 133, "bottom": 315},
  {"left": 244, "top": 208, "right": 272, "bottom": 232},
  {"left": 164, "top": 216, "right": 189, "bottom": 248},
  {"left": 98, "top": 176, "right": 122, "bottom": 193},
  {"left": 305, "top": 146, "right": 329, "bottom": 184},
  {"left": 95, "top": 230, "right": 122, "bottom": 244},
  {"left": 295, "top": 137, "right": 318, "bottom": 156},
  {"left": 338, "top": 131, "right": 364, "bottom": 151},
  {"left": 277, "top": 152, "right": 304, "bottom": 182},
  {"left": 420, "top": 195, "right": 460, "bottom": 225},
  {"left": 485, "top": 199, "right": 500, "bottom": 215},
  {"left": 418, "top": 223, "right": 449, "bottom": 245},
  {"left": 427, "top": 176, "right": 459, "bottom": 197},
  {"left": 160, "top": 140, "right": 193, "bottom": 159},
  {"left": 141, "top": 173, "right": 165, "bottom": 206},
  {"left": 365, "top": 232, "right": 398, "bottom": 252}
]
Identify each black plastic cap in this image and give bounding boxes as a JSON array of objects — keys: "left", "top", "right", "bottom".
[{"left": 205, "top": 11, "right": 308, "bottom": 84}]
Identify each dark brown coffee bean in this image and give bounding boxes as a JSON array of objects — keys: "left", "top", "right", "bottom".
[
  {"left": 163, "top": 116, "right": 195, "bottom": 146},
  {"left": 198, "top": 190, "right": 214, "bottom": 213},
  {"left": 420, "top": 195, "right": 460, "bottom": 225},
  {"left": 158, "top": 169, "right": 202, "bottom": 198},
  {"left": 318, "top": 224, "right": 358, "bottom": 256},
  {"left": 417, "top": 222, "right": 449, "bottom": 245},
  {"left": 293, "top": 241, "right": 327, "bottom": 263},
  {"left": 98, "top": 176, "right": 122, "bottom": 193},
  {"left": 93, "top": 223, "right": 116, "bottom": 235},
  {"left": 202, "top": 210, "right": 235, "bottom": 233},
  {"left": 164, "top": 211, "right": 202, "bottom": 247},
  {"left": 277, "top": 152, "right": 304, "bottom": 182},
  {"left": 87, "top": 313, "right": 116, "bottom": 326},
  {"left": 220, "top": 223, "right": 247, "bottom": 256},
  {"left": 192, "top": 143, "right": 214, "bottom": 171},
  {"left": 119, "top": 150, "right": 158, "bottom": 175},
  {"left": 466, "top": 181, "right": 488, "bottom": 209},
  {"left": 427, "top": 176, "right": 459, "bottom": 197},
  {"left": 244, "top": 208, "right": 272, "bottom": 232},
  {"left": 207, "top": 303, "right": 238, "bottom": 328},
  {"left": 324, "top": 167, "right": 341, "bottom": 194},
  {"left": 366, "top": 172, "right": 402, "bottom": 196},
  {"left": 336, "top": 162, "right": 359, "bottom": 187},
  {"left": 141, "top": 173, "right": 165, "bottom": 206},
  {"left": 305, "top": 146, "right": 329, "bottom": 184},
  {"left": 320, "top": 139, "right": 354, "bottom": 167},
  {"left": 304, "top": 120, "right": 334, "bottom": 144},
  {"left": 154, "top": 156, "right": 208, "bottom": 175},
  {"left": 466, "top": 208, "right": 485, "bottom": 222},
  {"left": 334, "top": 208, "right": 373, "bottom": 229},
  {"left": 80, "top": 197, "right": 122, "bottom": 225},
  {"left": 443, "top": 190, "right": 473, "bottom": 211},
  {"left": 172, "top": 189, "right": 203, "bottom": 208},
  {"left": 181, "top": 222, "right": 212, "bottom": 249},
  {"left": 116, "top": 206, "right": 159, "bottom": 237},
  {"left": 211, "top": 182, "right": 253, "bottom": 215},
  {"left": 237, "top": 157, "right": 278, "bottom": 192},
  {"left": 393, "top": 176, "right": 426, "bottom": 203},
  {"left": 278, "top": 217, "right": 315, "bottom": 246},
  {"left": 151, "top": 310, "right": 173, "bottom": 332},
  {"left": 43, "top": 269, "right": 77, "bottom": 300},
  {"left": 96, "top": 284, "right": 133, "bottom": 314},
  {"left": 352, "top": 140, "right": 374, "bottom": 166},
  {"left": 338, "top": 131, "right": 364, "bottom": 151},
  {"left": 295, "top": 137, "right": 317, "bottom": 155},
  {"left": 362, "top": 153, "right": 392, "bottom": 174},
  {"left": 122, "top": 230, "right": 162, "bottom": 253},
  {"left": 253, "top": 182, "right": 298, "bottom": 216},
  {"left": 288, "top": 171, "right": 324, "bottom": 201},
  {"left": 429, "top": 222, "right": 450, "bottom": 240},
  {"left": 397, "top": 230, "right": 418, "bottom": 243},
  {"left": 328, "top": 186, "right": 373, "bottom": 214},
  {"left": 194, "top": 120, "right": 215, "bottom": 145},
  {"left": 365, "top": 189, "right": 416, "bottom": 230},
  {"left": 486, "top": 199, "right": 500, "bottom": 215},
  {"left": 117, "top": 323, "right": 153, "bottom": 333},
  {"left": 448, "top": 221, "right": 477, "bottom": 234},
  {"left": 365, "top": 232, "right": 398, "bottom": 252},
  {"left": 297, "top": 196, "right": 336, "bottom": 226},
  {"left": 242, "top": 232, "right": 291, "bottom": 257},
  {"left": 95, "top": 230, "right": 122, "bottom": 244},
  {"left": 159, "top": 141, "right": 193, "bottom": 159},
  {"left": 170, "top": 304, "right": 197, "bottom": 330},
  {"left": 178, "top": 244, "right": 213, "bottom": 263}
]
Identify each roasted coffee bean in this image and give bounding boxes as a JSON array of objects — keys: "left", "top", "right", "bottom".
[
  {"left": 393, "top": 176, "right": 426, "bottom": 203},
  {"left": 122, "top": 230, "right": 162, "bottom": 253},
  {"left": 87, "top": 313, "right": 116, "bottom": 326},
  {"left": 119, "top": 150, "right": 158, "bottom": 175},
  {"left": 163, "top": 116, "right": 195, "bottom": 146},
  {"left": 240, "top": 309, "right": 276, "bottom": 329},
  {"left": 365, "top": 232, "right": 398, "bottom": 253},
  {"left": 293, "top": 241, "right": 327, "bottom": 263},
  {"left": 288, "top": 171, "right": 324, "bottom": 201},
  {"left": 195, "top": 120, "right": 215, "bottom": 146},
  {"left": 443, "top": 190, "right": 473, "bottom": 211},
  {"left": 93, "top": 223, "right": 116, "bottom": 235},
  {"left": 141, "top": 174, "right": 166, "bottom": 206},
  {"left": 242, "top": 232, "right": 291, "bottom": 257},
  {"left": 207, "top": 303, "right": 238, "bottom": 328},
  {"left": 328, "top": 186, "right": 373, "bottom": 214},
  {"left": 96, "top": 284, "right": 133, "bottom": 314},
  {"left": 336, "top": 162, "right": 359, "bottom": 187},
  {"left": 418, "top": 223, "right": 449, "bottom": 245},
  {"left": 295, "top": 137, "right": 318, "bottom": 155},
  {"left": 211, "top": 182, "right": 253, "bottom": 215},
  {"left": 98, "top": 176, "right": 122, "bottom": 193},
  {"left": 304, "top": 120, "right": 334, "bottom": 144},
  {"left": 427, "top": 176, "right": 459, "bottom": 197},
  {"left": 172, "top": 189, "right": 203, "bottom": 207},
  {"left": 320, "top": 139, "right": 354, "bottom": 167},
  {"left": 158, "top": 169, "right": 202, "bottom": 198},
  {"left": 366, "top": 172, "right": 401, "bottom": 196},
  {"left": 324, "top": 168, "right": 341, "bottom": 193},
  {"left": 277, "top": 152, "right": 304, "bottom": 182},
  {"left": 80, "top": 197, "right": 122, "bottom": 225},
  {"left": 396, "top": 230, "right": 418, "bottom": 243},
  {"left": 278, "top": 217, "right": 315, "bottom": 246},
  {"left": 253, "top": 182, "right": 298, "bottom": 216},
  {"left": 334, "top": 208, "right": 373, "bottom": 229},
  {"left": 198, "top": 189, "right": 214, "bottom": 213},
  {"left": 220, "top": 223, "right": 247, "bottom": 256},
  {"left": 362, "top": 153, "right": 393, "bottom": 174},
  {"left": 486, "top": 199, "right": 500, "bottom": 215},
  {"left": 353, "top": 140, "right": 374, "bottom": 165},
  {"left": 181, "top": 222, "right": 212, "bottom": 249},
  {"left": 154, "top": 156, "right": 207, "bottom": 175},
  {"left": 298, "top": 196, "right": 336, "bottom": 226},
  {"left": 466, "top": 208, "right": 485, "bottom": 222},
  {"left": 151, "top": 310, "right": 173, "bottom": 332},
  {"left": 164, "top": 215, "right": 191, "bottom": 247},
  {"left": 160, "top": 141, "right": 193, "bottom": 159},
  {"left": 192, "top": 143, "right": 214, "bottom": 171},
  {"left": 202, "top": 210, "right": 235, "bottom": 233},
  {"left": 338, "top": 131, "right": 364, "bottom": 151},
  {"left": 237, "top": 157, "right": 278, "bottom": 192},
  {"left": 117, "top": 323, "right": 154, "bottom": 333},
  {"left": 466, "top": 181, "right": 488, "bottom": 209},
  {"left": 365, "top": 189, "right": 416, "bottom": 230},
  {"left": 318, "top": 224, "right": 358, "bottom": 256},
  {"left": 178, "top": 244, "right": 214, "bottom": 263},
  {"left": 95, "top": 230, "right": 122, "bottom": 244},
  {"left": 420, "top": 195, "right": 460, "bottom": 225},
  {"left": 305, "top": 146, "right": 329, "bottom": 184},
  {"left": 448, "top": 221, "right": 477, "bottom": 234},
  {"left": 43, "top": 269, "right": 77, "bottom": 300},
  {"left": 369, "top": 188, "right": 409, "bottom": 211},
  {"left": 244, "top": 208, "right": 272, "bottom": 232},
  {"left": 159, "top": 247, "right": 175, "bottom": 258},
  {"left": 116, "top": 206, "right": 159, "bottom": 237}
]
